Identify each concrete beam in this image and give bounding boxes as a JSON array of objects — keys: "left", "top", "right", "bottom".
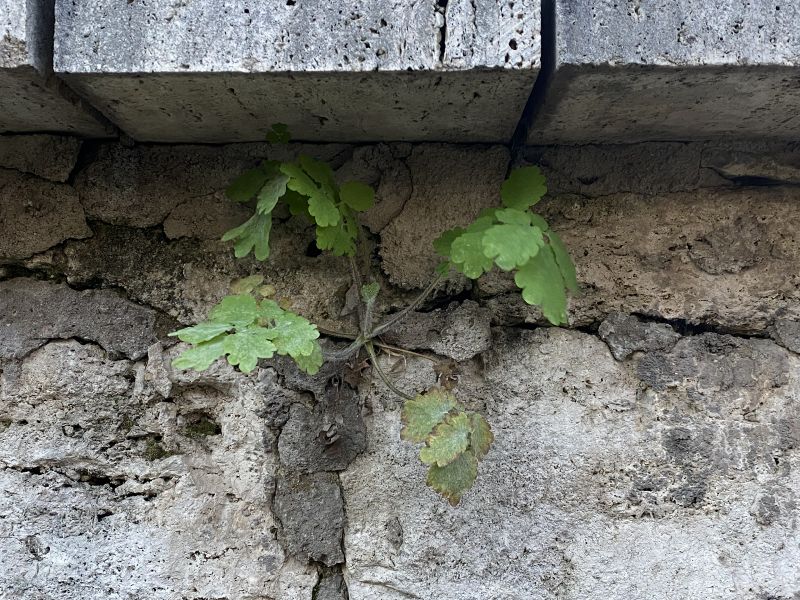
[
  {"left": 527, "top": 0, "right": 800, "bottom": 144},
  {"left": 54, "top": 0, "right": 541, "bottom": 143},
  {"left": 0, "top": 0, "right": 112, "bottom": 136}
]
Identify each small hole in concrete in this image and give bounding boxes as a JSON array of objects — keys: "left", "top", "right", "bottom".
[
  {"left": 306, "top": 241, "right": 322, "bottom": 257},
  {"left": 508, "top": 39, "right": 517, "bottom": 50}
]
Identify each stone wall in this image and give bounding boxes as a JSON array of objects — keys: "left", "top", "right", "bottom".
[{"left": 1, "top": 136, "right": 799, "bottom": 599}]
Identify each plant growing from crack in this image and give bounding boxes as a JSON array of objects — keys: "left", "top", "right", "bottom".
[{"left": 169, "top": 124, "right": 577, "bottom": 505}]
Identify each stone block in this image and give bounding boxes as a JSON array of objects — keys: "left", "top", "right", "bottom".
[
  {"left": 54, "top": 0, "right": 541, "bottom": 142},
  {"left": 528, "top": 0, "right": 800, "bottom": 143},
  {"left": 0, "top": 0, "right": 111, "bottom": 135}
]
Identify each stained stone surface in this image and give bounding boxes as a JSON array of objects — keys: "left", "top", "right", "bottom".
[
  {"left": 0, "top": 0, "right": 110, "bottom": 135},
  {"left": 528, "top": 0, "right": 800, "bottom": 143},
  {"left": 53, "top": 0, "right": 541, "bottom": 142},
  {"left": 0, "top": 134, "right": 82, "bottom": 181}
]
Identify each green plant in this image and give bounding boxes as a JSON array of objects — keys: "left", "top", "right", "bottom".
[{"left": 169, "top": 124, "right": 577, "bottom": 505}]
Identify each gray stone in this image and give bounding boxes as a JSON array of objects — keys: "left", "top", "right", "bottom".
[
  {"left": 380, "top": 300, "right": 493, "bottom": 361},
  {"left": 0, "top": 135, "right": 82, "bottom": 182},
  {"left": 0, "top": 278, "right": 158, "bottom": 360},
  {"left": 54, "top": 0, "right": 540, "bottom": 142},
  {"left": 273, "top": 472, "right": 345, "bottom": 567},
  {"left": 341, "top": 327, "right": 800, "bottom": 599},
  {"left": 598, "top": 313, "right": 681, "bottom": 361},
  {"left": 0, "top": 0, "right": 110, "bottom": 135},
  {"left": 772, "top": 319, "right": 800, "bottom": 354},
  {"left": 278, "top": 381, "right": 367, "bottom": 474},
  {"left": 702, "top": 142, "right": 800, "bottom": 185},
  {"left": 0, "top": 340, "right": 287, "bottom": 600},
  {"left": 0, "top": 169, "right": 91, "bottom": 259},
  {"left": 528, "top": 1, "right": 800, "bottom": 143},
  {"left": 315, "top": 572, "right": 347, "bottom": 600}
]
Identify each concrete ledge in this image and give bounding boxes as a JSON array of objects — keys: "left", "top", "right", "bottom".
[
  {"left": 0, "top": 0, "right": 112, "bottom": 136},
  {"left": 54, "top": 0, "right": 541, "bottom": 142},
  {"left": 528, "top": 0, "right": 800, "bottom": 143}
]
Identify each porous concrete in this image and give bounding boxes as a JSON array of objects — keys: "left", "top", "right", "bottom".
[
  {"left": 53, "top": 0, "right": 541, "bottom": 142},
  {"left": 528, "top": 0, "right": 800, "bottom": 143},
  {"left": 0, "top": 0, "right": 111, "bottom": 135},
  {"left": 0, "top": 134, "right": 82, "bottom": 181}
]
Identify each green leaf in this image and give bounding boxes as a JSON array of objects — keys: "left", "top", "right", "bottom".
[
  {"left": 433, "top": 227, "right": 465, "bottom": 258},
  {"left": 258, "top": 300, "right": 320, "bottom": 359},
  {"left": 419, "top": 413, "right": 472, "bottom": 467},
  {"left": 221, "top": 213, "right": 272, "bottom": 260},
  {"left": 172, "top": 336, "right": 227, "bottom": 371},
  {"left": 426, "top": 452, "right": 478, "bottom": 506},
  {"left": 294, "top": 341, "right": 323, "bottom": 375},
  {"left": 501, "top": 166, "right": 547, "bottom": 210},
  {"left": 514, "top": 246, "right": 568, "bottom": 325},
  {"left": 547, "top": 230, "right": 579, "bottom": 293},
  {"left": 209, "top": 295, "right": 259, "bottom": 327},
  {"left": 495, "top": 208, "right": 532, "bottom": 226},
  {"left": 450, "top": 232, "right": 494, "bottom": 279},
  {"left": 315, "top": 206, "right": 358, "bottom": 256},
  {"left": 340, "top": 181, "right": 375, "bottom": 211},
  {"left": 308, "top": 194, "right": 340, "bottom": 227},
  {"left": 401, "top": 389, "right": 457, "bottom": 443},
  {"left": 282, "top": 160, "right": 340, "bottom": 227},
  {"left": 529, "top": 213, "right": 550, "bottom": 231},
  {"left": 226, "top": 166, "right": 271, "bottom": 203},
  {"left": 361, "top": 282, "right": 380, "bottom": 303},
  {"left": 266, "top": 123, "right": 291, "bottom": 144},
  {"left": 299, "top": 155, "right": 337, "bottom": 192},
  {"left": 256, "top": 173, "right": 289, "bottom": 214},
  {"left": 222, "top": 325, "right": 277, "bottom": 373},
  {"left": 230, "top": 275, "right": 264, "bottom": 295},
  {"left": 435, "top": 261, "right": 451, "bottom": 277},
  {"left": 169, "top": 321, "right": 231, "bottom": 345},
  {"left": 280, "top": 162, "right": 321, "bottom": 199},
  {"left": 481, "top": 223, "right": 544, "bottom": 271},
  {"left": 468, "top": 413, "right": 493, "bottom": 459},
  {"left": 283, "top": 189, "right": 311, "bottom": 219}
]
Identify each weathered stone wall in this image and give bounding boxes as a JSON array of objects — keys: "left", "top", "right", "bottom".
[{"left": 1, "top": 136, "right": 799, "bottom": 599}]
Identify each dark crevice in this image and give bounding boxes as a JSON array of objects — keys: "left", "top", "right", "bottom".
[
  {"left": 436, "top": 0, "right": 449, "bottom": 64},
  {"left": 509, "top": 0, "right": 556, "bottom": 160}
]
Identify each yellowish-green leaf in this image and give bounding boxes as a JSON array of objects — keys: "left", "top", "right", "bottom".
[
  {"left": 258, "top": 300, "right": 320, "bottom": 359},
  {"left": 222, "top": 213, "right": 272, "bottom": 261},
  {"left": 222, "top": 325, "right": 277, "bottom": 373},
  {"left": 469, "top": 413, "right": 493, "bottom": 459},
  {"left": 547, "top": 230, "right": 579, "bottom": 293},
  {"left": 168, "top": 321, "right": 231, "bottom": 345},
  {"left": 226, "top": 166, "right": 271, "bottom": 203},
  {"left": 230, "top": 275, "right": 264, "bottom": 295},
  {"left": 294, "top": 341, "right": 323, "bottom": 375},
  {"left": 283, "top": 189, "right": 311, "bottom": 219},
  {"left": 209, "top": 294, "right": 259, "bottom": 326},
  {"left": 501, "top": 166, "right": 547, "bottom": 210},
  {"left": 256, "top": 173, "right": 289, "bottom": 214},
  {"left": 433, "top": 227, "right": 465, "bottom": 258},
  {"left": 426, "top": 452, "right": 478, "bottom": 506},
  {"left": 495, "top": 208, "right": 532, "bottom": 226},
  {"left": 481, "top": 223, "right": 544, "bottom": 271},
  {"left": 419, "top": 413, "right": 472, "bottom": 467},
  {"left": 172, "top": 336, "right": 226, "bottom": 371},
  {"left": 401, "top": 389, "right": 457, "bottom": 443},
  {"left": 514, "top": 246, "right": 568, "bottom": 325},
  {"left": 299, "top": 155, "right": 337, "bottom": 192},
  {"left": 340, "top": 181, "right": 375, "bottom": 211},
  {"left": 450, "top": 231, "right": 494, "bottom": 279},
  {"left": 308, "top": 193, "right": 340, "bottom": 227}
]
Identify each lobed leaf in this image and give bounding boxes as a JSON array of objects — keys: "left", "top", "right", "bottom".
[
  {"left": 226, "top": 165, "right": 272, "bottom": 203},
  {"left": 294, "top": 341, "right": 324, "bottom": 375},
  {"left": 469, "top": 413, "right": 494, "bottom": 459},
  {"left": 172, "top": 336, "right": 227, "bottom": 371},
  {"left": 481, "top": 223, "right": 544, "bottom": 271},
  {"left": 259, "top": 300, "right": 320, "bottom": 359},
  {"left": 514, "top": 245, "right": 568, "bottom": 325},
  {"left": 230, "top": 275, "right": 264, "bottom": 295},
  {"left": 209, "top": 294, "right": 260, "bottom": 327},
  {"left": 450, "top": 231, "right": 494, "bottom": 279},
  {"left": 360, "top": 282, "right": 380, "bottom": 303},
  {"left": 222, "top": 325, "right": 277, "bottom": 373},
  {"left": 433, "top": 227, "right": 465, "bottom": 258},
  {"left": 169, "top": 321, "right": 231, "bottom": 345},
  {"left": 222, "top": 213, "right": 272, "bottom": 261},
  {"left": 256, "top": 173, "right": 289, "bottom": 215},
  {"left": 501, "top": 166, "right": 547, "bottom": 210},
  {"left": 401, "top": 389, "right": 457, "bottom": 443},
  {"left": 419, "top": 413, "right": 472, "bottom": 467},
  {"left": 426, "top": 452, "right": 478, "bottom": 506}
]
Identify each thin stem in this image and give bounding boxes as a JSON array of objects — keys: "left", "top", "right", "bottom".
[
  {"left": 316, "top": 326, "right": 359, "bottom": 340},
  {"left": 348, "top": 255, "right": 365, "bottom": 330},
  {"left": 365, "top": 342, "right": 414, "bottom": 401},
  {"left": 368, "top": 274, "right": 443, "bottom": 339},
  {"left": 323, "top": 338, "right": 364, "bottom": 362}
]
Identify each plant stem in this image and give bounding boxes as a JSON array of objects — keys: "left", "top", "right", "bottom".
[
  {"left": 348, "top": 255, "right": 365, "bottom": 329},
  {"left": 323, "top": 338, "right": 364, "bottom": 362},
  {"left": 368, "top": 274, "right": 442, "bottom": 339},
  {"left": 365, "top": 341, "right": 414, "bottom": 401}
]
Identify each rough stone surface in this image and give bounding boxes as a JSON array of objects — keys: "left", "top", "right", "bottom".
[
  {"left": 772, "top": 319, "right": 800, "bottom": 355},
  {"left": 54, "top": 1, "right": 540, "bottom": 142},
  {"left": 528, "top": 1, "right": 800, "bottom": 143},
  {"left": 381, "top": 300, "right": 493, "bottom": 361},
  {"left": 0, "top": 278, "right": 158, "bottom": 360},
  {"left": 0, "top": 0, "right": 111, "bottom": 135},
  {"left": 342, "top": 328, "right": 800, "bottom": 598},
  {"left": 0, "top": 134, "right": 82, "bottom": 181},
  {"left": 598, "top": 313, "right": 681, "bottom": 361},
  {"left": 273, "top": 472, "right": 346, "bottom": 567},
  {"left": 379, "top": 144, "right": 509, "bottom": 289},
  {"left": 0, "top": 169, "right": 91, "bottom": 259}
]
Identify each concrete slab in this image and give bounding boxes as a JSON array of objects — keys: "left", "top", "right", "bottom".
[
  {"left": 527, "top": 0, "right": 800, "bottom": 144},
  {"left": 0, "top": 0, "right": 112, "bottom": 136},
  {"left": 53, "top": 0, "right": 541, "bottom": 143}
]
